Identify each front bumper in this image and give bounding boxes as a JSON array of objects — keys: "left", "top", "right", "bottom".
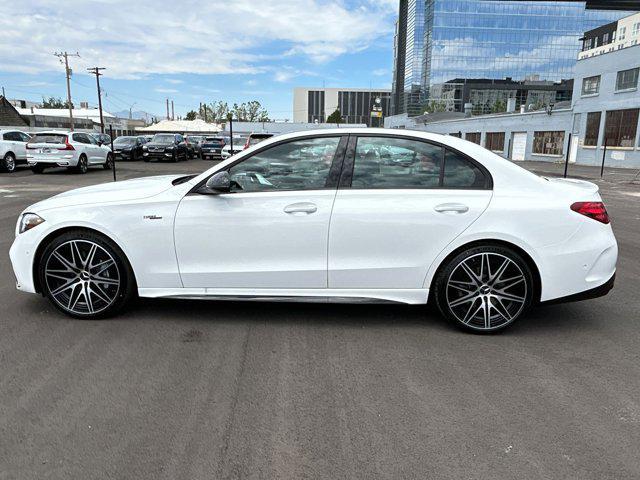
[
  {"left": 143, "top": 151, "right": 174, "bottom": 160},
  {"left": 9, "top": 228, "right": 40, "bottom": 294}
]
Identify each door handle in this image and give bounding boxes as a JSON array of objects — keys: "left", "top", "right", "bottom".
[
  {"left": 434, "top": 203, "right": 469, "bottom": 214},
  {"left": 284, "top": 202, "right": 317, "bottom": 215}
]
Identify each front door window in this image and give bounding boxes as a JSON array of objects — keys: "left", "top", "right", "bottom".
[{"left": 228, "top": 137, "right": 341, "bottom": 192}]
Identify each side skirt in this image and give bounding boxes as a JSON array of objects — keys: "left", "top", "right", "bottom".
[{"left": 137, "top": 288, "right": 429, "bottom": 305}]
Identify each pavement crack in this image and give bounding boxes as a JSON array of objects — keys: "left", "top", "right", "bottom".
[{"left": 216, "top": 323, "right": 252, "bottom": 478}]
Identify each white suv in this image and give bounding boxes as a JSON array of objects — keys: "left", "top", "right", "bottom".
[
  {"left": 27, "top": 131, "right": 113, "bottom": 174},
  {"left": 0, "top": 129, "right": 31, "bottom": 173}
]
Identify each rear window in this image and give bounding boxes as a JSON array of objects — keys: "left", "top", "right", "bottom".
[
  {"left": 248, "top": 135, "right": 271, "bottom": 146},
  {"left": 203, "top": 139, "right": 224, "bottom": 146},
  {"left": 28, "top": 133, "right": 67, "bottom": 144}
]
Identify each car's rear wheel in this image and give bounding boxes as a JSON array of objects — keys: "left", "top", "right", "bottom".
[
  {"left": 433, "top": 245, "right": 534, "bottom": 332},
  {"left": 2, "top": 153, "right": 16, "bottom": 173},
  {"left": 38, "top": 230, "right": 136, "bottom": 319},
  {"left": 103, "top": 153, "right": 114, "bottom": 170},
  {"left": 75, "top": 155, "right": 88, "bottom": 174}
]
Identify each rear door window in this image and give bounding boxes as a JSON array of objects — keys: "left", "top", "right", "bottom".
[
  {"left": 442, "top": 149, "right": 488, "bottom": 189},
  {"left": 350, "top": 136, "right": 442, "bottom": 189}
]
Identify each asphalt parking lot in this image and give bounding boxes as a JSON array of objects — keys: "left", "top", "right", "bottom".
[{"left": 1, "top": 159, "right": 639, "bottom": 479}]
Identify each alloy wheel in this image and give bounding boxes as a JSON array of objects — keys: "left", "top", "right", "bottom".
[
  {"left": 3, "top": 153, "right": 16, "bottom": 172},
  {"left": 445, "top": 252, "right": 527, "bottom": 331},
  {"left": 44, "top": 239, "right": 121, "bottom": 315}
]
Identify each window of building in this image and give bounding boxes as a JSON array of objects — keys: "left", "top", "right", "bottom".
[
  {"left": 584, "top": 112, "right": 602, "bottom": 146},
  {"left": 616, "top": 68, "right": 639, "bottom": 91},
  {"left": 632, "top": 22, "right": 640, "bottom": 36},
  {"left": 465, "top": 132, "right": 481, "bottom": 144},
  {"left": 581, "top": 75, "right": 601, "bottom": 95},
  {"left": 604, "top": 109, "right": 639, "bottom": 147},
  {"left": 619, "top": 26, "right": 626, "bottom": 41},
  {"left": 228, "top": 137, "right": 341, "bottom": 192},
  {"left": 485, "top": 132, "right": 505, "bottom": 152},
  {"left": 603, "top": 33, "right": 609, "bottom": 44},
  {"left": 532, "top": 131, "right": 565, "bottom": 156}
]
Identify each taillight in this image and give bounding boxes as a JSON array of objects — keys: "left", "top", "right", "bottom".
[
  {"left": 244, "top": 139, "right": 250, "bottom": 149},
  {"left": 57, "top": 136, "right": 75, "bottom": 151},
  {"left": 26, "top": 144, "right": 36, "bottom": 150},
  {"left": 571, "top": 202, "right": 610, "bottom": 224}
]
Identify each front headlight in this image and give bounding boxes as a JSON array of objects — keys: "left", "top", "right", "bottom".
[
  {"left": 19, "top": 213, "right": 45, "bottom": 234},
  {"left": 142, "top": 145, "right": 148, "bottom": 151},
  {"left": 166, "top": 146, "right": 174, "bottom": 151}
]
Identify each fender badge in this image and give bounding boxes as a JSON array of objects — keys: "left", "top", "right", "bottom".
[{"left": 143, "top": 215, "right": 163, "bottom": 220}]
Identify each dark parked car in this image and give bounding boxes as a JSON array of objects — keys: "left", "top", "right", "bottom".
[
  {"left": 112, "top": 136, "right": 146, "bottom": 161},
  {"left": 185, "top": 135, "right": 205, "bottom": 158},
  {"left": 200, "top": 136, "right": 226, "bottom": 160},
  {"left": 142, "top": 133, "right": 189, "bottom": 162}
]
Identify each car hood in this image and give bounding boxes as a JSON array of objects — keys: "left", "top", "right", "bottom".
[{"left": 27, "top": 175, "right": 185, "bottom": 212}]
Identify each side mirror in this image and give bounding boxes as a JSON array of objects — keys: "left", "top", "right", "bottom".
[
  {"left": 98, "top": 140, "right": 104, "bottom": 146},
  {"left": 198, "top": 171, "right": 231, "bottom": 194}
]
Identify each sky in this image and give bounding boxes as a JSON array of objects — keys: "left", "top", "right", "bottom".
[{"left": 0, "top": 0, "right": 397, "bottom": 120}]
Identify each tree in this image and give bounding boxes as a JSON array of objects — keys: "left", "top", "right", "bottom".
[
  {"left": 491, "top": 99, "right": 506, "bottom": 114},
  {"left": 230, "top": 101, "right": 269, "bottom": 122},
  {"left": 185, "top": 110, "right": 197, "bottom": 121},
  {"left": 41, "top": 96, "right": 71, "bottom": 108},
  {"left": 326, "top": 108, "right": 342, "bottom": 124}
]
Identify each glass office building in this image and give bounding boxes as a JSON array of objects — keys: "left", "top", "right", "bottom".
[{"left": 391, "top": 0, "right": 636, "bottom": 116}]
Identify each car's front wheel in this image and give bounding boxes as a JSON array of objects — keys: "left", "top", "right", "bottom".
[
  {"left": 38, "top": 230, "right": 136, "bottom": 319},
  {"left": 1, "top": 153, "right": 16, "bottom": 173},
  {"left": 433, "top": 245, "right": 534, "bottom": 332}
]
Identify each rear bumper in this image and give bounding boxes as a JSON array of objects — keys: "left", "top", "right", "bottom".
[
  {"left": 27, "top": 154, "right": 77, "bottom": 167},
  {"left": 542, "top": 273, "right": 615, "bottom": 305}
]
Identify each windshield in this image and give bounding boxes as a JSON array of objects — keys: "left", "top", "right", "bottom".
[
  {"left": 28, "top": 133, "right": 67, "bottom": 144},
  {"left": 114, "top": 137, "right": 136, "bottom": 145},
  {"left": 152, "top": 134, "right": 175, "bottom": 144}
]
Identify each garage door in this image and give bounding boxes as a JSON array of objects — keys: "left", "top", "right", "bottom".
[{"left": 511, "top": 132, "right": 527, "bottom": 161}]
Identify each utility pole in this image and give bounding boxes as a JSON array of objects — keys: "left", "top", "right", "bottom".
[
  {"left": 171, "top": 101, "right": 174, "bottom": 120},
  {"left": 87, "top": 66, "right": 106, "bottom": 133},
  {"left": 166, "top": 99, "right": 170, "bottom": 120},
  {"left": 54, "top": 51, "right": 80, "bottom": 131}
]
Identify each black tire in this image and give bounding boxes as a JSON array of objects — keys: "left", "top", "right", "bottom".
[
  {"left": 38, "top": 229, "right": 137, "bottom": 319},
  {"left": 103, "top": 153, "right": 114, "bottom": 170},
  {"left": 31, "top": 164, "right": 46, "bottom": 174},
  {"left": 171, "top": 152, "right": 178, "bottom": 162},
  {"left": 2, "top": 152, "right": 16, "bottom": 173},
  {"left": 433, "top": 244, "right": 534, "bottom": 333},
  {"left": 75, "top": 155, "right": 88, "bottom": 174}
]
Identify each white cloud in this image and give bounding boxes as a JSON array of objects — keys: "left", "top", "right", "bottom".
[
  {"left": 0, "top": 0, "right": 395, "bottom": 79},
  {"left": 165, "top": 79, "right": 184, "bottom": 84},
  {"left": 154, "top": 88, "right": 178, "bottom": 93},
  {"left": 372, "top": 68, "right": 389, "bottom": 76}
]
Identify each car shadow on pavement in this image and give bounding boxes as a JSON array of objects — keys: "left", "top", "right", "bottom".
[{"left": 127, "top": 297, "right": 606, "bottom": 335}]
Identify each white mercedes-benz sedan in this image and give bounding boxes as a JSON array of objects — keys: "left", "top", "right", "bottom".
[{"left": 9, "top": 129, "right": 617, "bottom": 332}]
